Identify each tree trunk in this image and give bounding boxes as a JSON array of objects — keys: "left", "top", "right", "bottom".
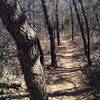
[
  {"left": 78, "top": 0, "right": 91, "bottom": 66},
  {"left": 73, "top": 0, "right": 89, "bottom": 64},
  {"left": 41, "top": 0, "right": 57, "bottom": 67},
  {"left": 32, "top": 0, "right": 35, "bottom": 27},
  {"left": 0, "top": 0, "right": 48, "bottom": 100},
  {"left": 56, "top": 0, "right": 60, "bottom": 45},
  {"left": 37, "top": 38, "right": 44, "bottom": 65},
  {"left": 70, "top": 0, "right": 74, "bottom": 41}
]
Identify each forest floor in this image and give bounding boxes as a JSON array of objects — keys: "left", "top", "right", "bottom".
[
  {"left": 0, "top": 33, "right": 100, "bottom": 100},
  {"left": 44, "top": 34, "right": 100, "bottom": 100}
]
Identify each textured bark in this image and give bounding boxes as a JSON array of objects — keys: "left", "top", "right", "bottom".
[
  {"left": 41, "top": 0, "right": 57, "bottom": 67},
  {"left": 37, "top": 38, "right": 44, "bottom": 65},
  {"left": 0, "top": 0, "right": 48, "bottom": 100}
]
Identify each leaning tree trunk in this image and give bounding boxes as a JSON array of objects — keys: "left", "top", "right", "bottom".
[
  {"left": 78, "top": 0, "right": 91, "bottom": 66},
  {"left": 73, "top": 0, "right": 89, "bottom": 64},
  {"left": 0, "top": 0, "right": 48, "bottom": 100},
  {"left": 41, "top": 0, "right": 57, "bottom": 67}
]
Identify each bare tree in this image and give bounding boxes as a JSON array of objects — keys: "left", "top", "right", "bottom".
[
  {"left": 41, "top": 0, "right": 57, "bottom": 67},
  {"left": 78, "top": 0, "right": 91, "bottom": 66},
  {"left": 0, "top": 0, "right": 48, "bottom": 100},
  {"left": 32, "top": 0, "right": 35, "bottom": 27},
  {"left": 55, "top": 0, "right": 60, "bottom": 45},
  {"left": 70, "top": 0, "right": 74, "bottom": 41},
  {"left": 73, "top": 0, "right": 91, "bottom": 66}
]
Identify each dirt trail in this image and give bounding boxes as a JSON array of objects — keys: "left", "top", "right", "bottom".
[{"left": 46, "top": 35, "right": 89, "bottom": 100}]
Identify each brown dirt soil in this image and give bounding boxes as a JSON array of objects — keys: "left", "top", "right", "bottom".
[{"left": 45, "top": 34, "right": 92, "bottom": 100}]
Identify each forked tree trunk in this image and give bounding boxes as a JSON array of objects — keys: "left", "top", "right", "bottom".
[
  {"left": 73, "top": 0, "right": 87, "bottom": 53},
  {"left": 78, "top": 0, "right": 91, "bottom": 66},
  {"left": 0, "top": 0, "right": 48, "bottom": 100},
  {"left": 73, "top": 0, "right": 90, "bottom": 65}
]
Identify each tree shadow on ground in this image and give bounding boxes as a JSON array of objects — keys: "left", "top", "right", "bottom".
[
  {"left": 46, "top": 64, "right": 100, "bottom": 99},
  {"left": 48, "top": 87, "right": 94, "bottom": 100},
  {"left": 81, "top": 63, "right": 100, "bottom": 99},
  {"left": 46, "top": 66, "right": 89, "bottom": 99}
]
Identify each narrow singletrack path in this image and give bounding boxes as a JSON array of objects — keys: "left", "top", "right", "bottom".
[{"left": 46, "top": 34, "right": 90, "bottom": 100}]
